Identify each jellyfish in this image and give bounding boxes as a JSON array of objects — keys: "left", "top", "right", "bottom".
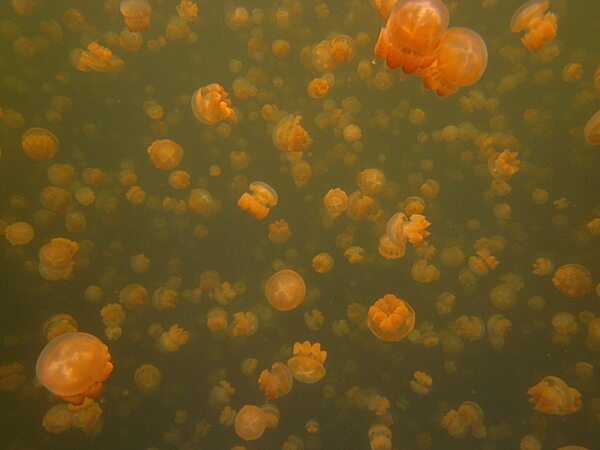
[
  {"left": 158, "top": 324, "right": 189, "bottom": 352},
  {"left": 0, "top": 362, "right": 26, "bottom": 392},
  {"left": 584, "top": 110, "right": 600, "bottom": 145},
  {"left": 374, "top": 0, "right": 449, "bottom": 73},
  {"left": 38, "top": 237, "right": 79, "bottom": 281},
  {"left": 312, "top": 252, "right": 334, "bottom": 273},
  {"left": 4, "top": 221, "right": 34, "bottom": 246},
  {"left": 21, "top": 127, "right": 59, "bottom": 161},
  {"left": 229, "top": 311, "right": 258, "bottom": 337},
  {"left": 36, "top": 332, "right": 113, "bottom": 404},
  {"left": 258, "top": 362, "right": 293, "bottom": 400},
  {"left": 527, "top": 376, "right": 582, "bottom": 415},
  {"left": 238, "top": 181, "right": 278, "bottom": 220},
  {"left": 287, "top": 341, "right": 327, "bottom": 383},
  {"left": 43, "top": 313, "right": 78, "bottom": 341},
  {"left": 510, "top": 0, "right": 557, "bottom": 52},
  {"left": 265, "top": 269, "right": 306, "bottom": 311},
  {"left": 357, "top": 169, "right": 386, "bottom": 196},
  {"left": 441, "top": 401, "right": 486, "bottom": 439},
  {"left": 147, "top": 139, "right": 183, "bottom": 170},
  {"left": 410, "top": 371, "right": 432, "bottom": 395},
  {"left": 234, "top": 404, "right": 267, "bottom": 441},
  {"left": 552, "top": 264, "right": 593, "bottom": 299},
  {"left": 268, "top": 219, "right": 291, "bottom": 244},
  {"left": 369, "top": 423, "right": 392, "bottom": 450},
  {"left": 272, "top": 114, "right": 312, "bottom": 153},
  {"left": 191, "top": 83, "right": 237, "bottom": 125},
  {"left": 134, "top": 364, "right": 161, "bottom": 394},
  {"left": 120, "top": 0, "right": 152, "bottom": 32},
  {"left": 207, "top": 307, "right": 229, "bottom": 333},
  {"left": 42, "top": 403, "right": 73, "bottom": 434},
  {"left": 119, "top": 283, "right": 148, "bottom": 309},
  {"left": 323, "top": 188, "right": 349, "bottom": 219},
  {"left": 418, "top": 28, "right": 488, "bottom": 96},
  {"left": 367, "top": 294, "right": 416, "bottom": 342}
]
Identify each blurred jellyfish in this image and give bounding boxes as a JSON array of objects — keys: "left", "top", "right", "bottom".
[
  {"left": 265, "top": 269, "right": 306, "bottom": 311},
  {"left": 510, "top": 0, "right": 557, "bottom": 52},
  {"left": 528, "top": 376, "right": 582, "bottom": 415}
]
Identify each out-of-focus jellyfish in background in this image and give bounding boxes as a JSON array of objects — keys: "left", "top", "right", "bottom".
[
  {"left": 369, "top": 423, "right": 392, "bottom": 450},
  {"left": 527, "top": 376, "right": 582, "bottom": 415},
  {"left": 4, "top": 221, "right": 34, "bottom": 246},
  {"left": 147, "top": 139, "right": 183, "bottom": 170},
  {"left": 287, "top": 341, "right": 327, "bottom": 383},
  {"left": 120, "top": 0, "right": 152, "bottom": 32},
  {"left": 158, "top": 324, "right": 189, "bottom": 352},
  {"left": 191, "top": 83, "right": 237, "bottom": 125},
  {"left": 265, "top": 269, "right": 306, "bottom": 311},
  {"left": 21, "top": 127, "right": 59, "bottom": 161},
  {"left": 367, "top": 294, "right": 415, "bottom": 342},
  {"left": 42, "top": 398, "right": 103, "bottom": 436},
  {"left": 441, "top": 401, "right": 486, "bottom": 439},
  {"left": 234, "top": 404, "right": 267, "bottom": 441},
  {"left": 36, "top": 332, "right": 113, "bottom": 404},
  {"left": 258, "top": 362, "right": 294, "bottom": 400},
  {"left": 38, "top": 237, "right": 79, "bottom": 281},
  {"left": 510, "top": 0, "right": 557, "bottom": 52},
  {"left": 272, "top": 114, "right": 313, "bottom": 153},
  {"left": 583, "top": 110, "right": 600, "bottom": 145},
  {"left": 375, "top": 0, "right": 449, "bottom": 73},
  {"left": 552, "top": 264, "right": 593, "bottom": 299},
  {"left": 323, "top": 188, "right": 349, "bottom": 219},
  {"left": 238, "top": 181, "right": 278, "bottom": 220},
  {"left": 410, "top": 371, "right": 432, "bottom": 395},
  {"left": 0, "top": 362, "right": 26, "bottom": 392},
  {"left": 43, "top": 314, "right": 78, "bottom": 341},
  {"left": 418, "top": 27, "right": 488, "bottom": 97},
  {"left": 134, "top": 364, "right": 161, "bottom": 394}
]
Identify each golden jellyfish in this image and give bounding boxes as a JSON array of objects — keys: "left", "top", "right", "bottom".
[
  {"left": 307, "top": 77, "right": 331, "bottom": 99},
  {"left": 265, "top": 269, "right": 306, "bottom": 311},
  {"left": 378, "top": 235, "right": 406, "bottom": 260},
  {"left": 272, "top": 114, "right": 312, "bottom": 153},
  {"left": 191, "top": 83, "right": 237, "bottom": 125},
  {"left": 268, "top": 219, "right": 291, "bottom": 244},
  {"left": 134, "top": 364, "right": 161, "bottom": 394},
  {"left": 0, "top": 362, "right": 26, "bottom": 392},
  {"left": 234, "top": 405, "right": 267, "bottom": 441},
  {"left": 410, "top": 370, "right": 433, "bottom": 395},
  {"left": 367, "top": 294, "right": 416, "bottom": 342},
  {"left": 419, "top": 28, "right": 488, "bottom": 97},
  {"left": 147, "top": 139, "right": 183, "bottom": 171},
  {"left": 258, "top": 362, "right": 294, "bottom": 400},
  {"left": 42, "top": 403, "right": 73, "bottom": 434},
  {"left": 43, "top": 313, "right": 78, "bottom": 341},
  {"left": 238, "top": 181, "right": 278, "bottom": 220},
  {"left": 188, "top": 188, "right": 219, "bottom": 217},
  {"left": 119, "top": 283, "right": 148, "bottom": 309},
  {"left": 357, "top": 168, "right": 386, "bottom": 196},
  {"left": 229, "top": 311, "right": 258, "bottom": 337},
  {"left": 158, "top": 324, "right": 189, "bottom": 352},
  {"left": 527, "top": 376, "right": 582, "bottom": 415},
  {"left": 38, "top": 237, "right": 79, "bottom": 281},
  {"left": 323, "top": 188, "right": 349, "bottom": 219},
  {"left": 36, "top": 332, "right": 113, "bottom": 404},
  {"left": 120, "top": 0, "right": 152, "bottom": 32},
  {"left": 4, "top": 221, "right": 34, "bottom": 246},
  {"left": 374, "top": 0, "right": 449, "bottom": 73},
  {"left": 369, "top": 424, "right": 392, "bottom": 450},
  {"left": 441, "top": 401, "right": 486, "bottom": 439},
  {"left": 583, "top": 110, "right": 600, "bottom": 145},
  {"left": 552, "top": 264, "right": 593, "bottom": 299},
  {"left": 22, "top": 127, "right": 59, "bottom": 161},
  {"left": 287, "top": 341, "right": 327, "bottom": 383},
  {"left": 510, "top": 0, "right": 557, "bottom": 52},
  {"left": 312, "top": 252, "right": 334, "bottom": 273}
]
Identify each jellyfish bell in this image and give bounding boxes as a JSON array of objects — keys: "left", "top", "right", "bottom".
[
  {"left": 367, "top": 294, "right": 416, "bottom": 342},
  {"left": 510, "top": 0, "right": 550, "bottom": 32},
  {"left": 583, "top": 110, "right": 600, "bottom": 145},
  {"left": 510, "top": 0, "right": 557, "bottom": 51},
  {"left": 36, "top": 332, "right": 113, "bottom": 404},
  {"left": 265, "top": 269, "right": 306, "bottom": 311},
  {"left": 120, "top": 0, "right": 152, "bottom": 32},
  {"left": 374, "top": 0, "right": 449, "bottom": 73},
  {"left": 249, "top": 181, "right": 278, "bottom": 207},
  {"left": 234, "top": 404, "right": 267, "bottom": 441}
]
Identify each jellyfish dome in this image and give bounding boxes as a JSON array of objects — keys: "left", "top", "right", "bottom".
[{"left": 36, "top": 332, "right": 113, "bottom": 403}]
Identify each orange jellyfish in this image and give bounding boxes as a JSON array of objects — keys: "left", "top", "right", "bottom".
[
  {"left": 552, "top": 264, "right": 593, "bottom": 299},
  {"left": 323, "top": 188, "right": 349, "bottom": 219},
  {"left": 374, "top": 0, "right": 449, "bottom": 73},
  {"left": 234, "top": 405, "right": 267, "bottom": 441},
  {"left": 510, "top": 0, "right": 557, "bottom": 52},
  {"left": 419, "top": 28, "right": 488, "bottom": 97},
  {"left": 191, "top": 83, "right": 237, "bottom": 125},
  {"left": 272, "top": 114, "right": 312, "bottom": 153},
  {"left": 258, "top": 362, "right": 294, "bottom": 400},
  {"left": 528, "top": 376, "right": 582, "bottom": 415},
  {"left": 287, "top": 341, "right": 327, "bottom": 383},
  {"left": 583, "top": 110, "right": 600, "bottom": 146},
  {"left": 38, "top": 238, "right": 79, "bottom": 281},
  {"left": 265, "top": 269, "right": 306, "bottom": 311},
  {"left": 120, "top": 0, "right": 152, "bottom": 32},
  {"left": 22, "top": 127, "right": 59, "bottom": 161},
  {"left": 36, "top": 332, "right": 113, "bottom": 404},
  {"left": 238, "top": 181, "right": 278, "bottom": 220},
  {"left": 367, "top": 294, "right": 416, "bottom": 342},
  {"left": 147, "top": 139, "right": 183, "bottom": 171},
  {"left": 5, "top": 221, "right": 34, "bottom": 246}
]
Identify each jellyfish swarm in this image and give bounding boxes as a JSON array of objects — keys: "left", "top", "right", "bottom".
[
  {"left": 418, "top": 28, "right": 488, "bottom": 97},
  {"left": 265, "top": 269, "right": 306, "bottom": 311},
  {"left": 374, "top": 0, "right": 449, "bottom": 73},
  {"left": 36, "top": 332, "right": 113, "bottom": 404},
  {"left": 510, "top": 0, "right": 557, "bottom": 52}
]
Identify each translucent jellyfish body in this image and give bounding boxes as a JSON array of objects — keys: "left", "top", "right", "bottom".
[
  {"left": 368, "top": 294, "right": 415, "bottom": 341},
  {"left": 238, "top": 181, "right": 278, "bottom": 220},
  {"left": 147, "top": 139, "right": 183, "bottom": 170},
  {"left": 22, "top": 127, "right": 59, "bottom": 161},
  {"left": 258, "top": 362, "right": 294, "bottom": 400},
  {"left": 272, "top": 114, "right": 312, "bottom": 152},
  {"left": 374, "top": 0, "right": 449, "bottom": 73},
  {"left": 583, "top": 110, "right": 600, "bottom": 145},
  {"left": 552, "top": 264, "right": 593, "bottom": 299},
  {"left": 120, "top": 0, "right": 152, "bottom": 32},
  {"left": 265, "top": 269, "right": 306, "bottom": 311},
  {"left": 510, "top": 0, "right": 557, "bottom": 52},
  {"left": 38, "top": 237, "right": 79, "bottom": 281},
  {"left": 191, "top": 83, "right": 237, "bottom": 125},
  {"left": 5, "top": 221, "right": 34, "bottom": 246},
  {"left": 287, "top": 341, "right": 327, "bottom": 383},
  {"left": 419, "top": 28, "right": 488, "bottom": 97},
  {"left": 234, "top": 405, "right": 267, "bottom": 441},
  {"left": 527, "top": 376, "right": 582, "bottom": 415},
  {"left": 36, "top": 332, "right": 113, "bottom": 404}
]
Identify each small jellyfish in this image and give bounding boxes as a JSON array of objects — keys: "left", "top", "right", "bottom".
[
  {"left": 43, "top": 313, "right": 78, "bottom": 341},
  {"left": 0, "top": 362, "right": 26, "bottom": 392},
  {"left": 134, "top": 364, "right": 161, "bottom": 394},
  {"left": 272, "top": 114, "right": 312, "bottom": 153},
  {"left": 258, "top": 362, "right": 294, "bottom": 400},
  {"left": 147, "top": 139, "right": 183, "bottom": 170},
  {"left": 21, "top": 127, "right": 59, "bottom": 161},
  {"left": 265, "top": 269, "right": 306, "bottom": 311},
  {"left": 528, "top": 376, "right": 582, "bottom": 415},
  {"left": 419, "top": 28, "right": 488, "bottom": 96},
  {"left": 4, "top": 221, "right": 34, "bottom": 246},
  {"left": 238, "top": 181, "right": 278, "bottom": 220},
  {"left": 367, "top": 294, "right": 416, "bottom": 342},
  {"left": 374, "top": 0, "right": 449, "bottom": 73},
  {"left": 583, "top": 110, "right": 600, "bottom": 146},
  {"left": 120, "top": 0, "right": 152, "bottom": 32},
  {"left": 323, "top": 188, "right": 349, "bottom": 219},
  {"left": 552, "top": 264, "right": 593, "bottom": 299},
  {"left": 38, "top": 237, "right": 79, "bottom": 281},
  {"left": 158, "top": 324, "right": 189, "bottom": 352},
  {"left": 36, "top": 332, "right": 113, "bottom": 404},
  {"left": 287, "top": 341, "right": 327, "bottom": 383},
  {"left": 510, "top": 0, "right": 557, "bottom": 52},
  {"left": 191, "top": 83, "right": 237, "bottom": 125},
  {"left": 369, "top": 423, "right": 392, "bottom": 450},
  {"left": 234, "top": 404, "right": 267, "bottom": 441}
]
